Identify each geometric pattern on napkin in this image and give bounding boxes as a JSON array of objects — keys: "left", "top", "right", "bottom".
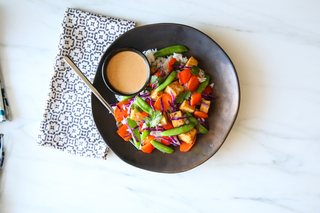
[{"left": 37, "top": 8, "right": 135, "bottom": 159}]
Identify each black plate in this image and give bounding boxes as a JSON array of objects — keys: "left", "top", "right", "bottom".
[{"left": 92, "top": 23, "right": 240, "bottom": 173}]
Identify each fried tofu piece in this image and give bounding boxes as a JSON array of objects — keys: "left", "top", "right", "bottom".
[
  {"left": 150, "top": 89, "right": 163, "bottom": 102},
  {"left": 170, "top": 111, "right": 185, "bottom": 127},
  {"left": 159, "top": 111, "right": 170, "bottom": 126},
  {"left": 164, "top": 81, "right": 185, "bottom": 98},
  {"left": 185, "top": 56, "right": 198, "bottom": 67},
  {"left": 151, "top": 66, "right": 158, "bottom": 74},
  {"left": 130, "top": 109, "right": 144, "bottom": 122},
  {"left": 179, "top": 100, "right": 195, "bottom": 113},
  {"left": 178, "top": 128, "right": 197, "bottom": 144},
  {"left": 200, "top": 100, "right": 211, "bottom": 114}
]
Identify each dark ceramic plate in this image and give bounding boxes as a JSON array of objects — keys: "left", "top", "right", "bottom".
[{"left": 92, "top": 23, "right": 240, "bottom": 173}]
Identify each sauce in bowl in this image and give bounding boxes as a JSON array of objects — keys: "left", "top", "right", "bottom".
[{"left": 105, "top": 50, "right": 149, "bottom": 95}]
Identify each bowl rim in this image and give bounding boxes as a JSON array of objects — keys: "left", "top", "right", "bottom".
[{"left": 101, "top": 47, "right": 151, "bottom": 96}]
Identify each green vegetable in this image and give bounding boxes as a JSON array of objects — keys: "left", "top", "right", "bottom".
[
  {"left": 190, "top": 66, "right": 200, "bottom": 76},
  {"left": 154, "top": 45, "right": 188, "bottom": 58},
  {"left": 145, "top": 110, "right": 162, "bottom": 127},
  {"left": 141, "top": 130, "right": 150, "bottom": 140},
  {"left": 196, "top": 74, "right": 210, "bottom": 93},
  {"left": 135, "top": 96, "right": 153, "bottom": 115},
  {"left": 155, "top": 71, "right": 177, "bottom": 92},
  {"left": 121, "top": 95, "right": 135, "bottom": 101},
  {"left": 126, "top": 118, "right": 141, "bottom": 148},
  {"left": 185, "top": 112, "right": 209, "bottom": 134},
  {"left": 150, "top": 140, "right": 174, "bottom": 154},
  {"left": 160, "top": 123, "right": 195, "bottom": 136},
  {"left": 175, "top": 90, "right": 191, "bottom": 103},
  {"left": 150, "top": 75, "right": 164, "bottom": 87}
]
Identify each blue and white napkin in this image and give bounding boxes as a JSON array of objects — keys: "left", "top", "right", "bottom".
[{"left": 37, "top": 8, "right": 135, "bottom": 159}]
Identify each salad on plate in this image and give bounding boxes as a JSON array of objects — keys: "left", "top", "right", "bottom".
[{"left": 113, "top": 45, "right": 216, "bottom": 154}]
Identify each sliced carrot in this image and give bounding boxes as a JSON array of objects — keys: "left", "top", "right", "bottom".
[
  {"left": 167, "top": 58, "right": 177, "bottom": 72},
  {"left": 187, "top": 75, "right": 200, "bottom": 93},
  {"left": 141, "top": 142, "right": 154, "bottom": 153},
  {"left": 203, "top": 85, "right": 212, "bottom": 94},
  {"left": 161, "top": 136, "right": 172, "bottom": 146},
  {"left": 141, "top": 135, "right": 155, "bottom": 153},
  {"left": 194, "top": 110, "right": 208, "bottom": 119},
  {"left": 114, "top": 100, "right": 129, "bottom": 122},
  {"left": 154, "top": 94, "right": 172, "bottom": 112},
  {"left": 178, "top": 68, "right": 192, "bottom": 84},
  {"left": 180, "top": 137, "right": 196, "bottom": 152},
  {"left": 117, "top": 124, "right": 131, "bottom": 141},
  {"left": 190, "top": 92, "right": 202, "bottom": 106},
  {"left": 162, "top": 123, "right": 174, "bottom": 130}
]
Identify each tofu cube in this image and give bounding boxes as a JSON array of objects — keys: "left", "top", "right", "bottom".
[
  {"left": 130, "top": 109, "right": 144, "bottom": 122},
  {"left": 150, "top": 89, "right": 163, "bottom": 102},
  {"left": 170, "top": 111, "right": 185, "bottom": 127},
  {"left": 179, "top": 100, "right": 195, "bottom": 113},
  {"left": 159, "top": 111, "right": 170, "bottom": 126},
  {"left": 178, "top": 128, "right": 197, "bottom": 144},
  {"left": 200, "top": 100, "right": 211, "bottom": 114},
  {"left": 164, "top": 81, "right": 185, "bottom": 98},
  {"left": 185, "top": 56, "right": 198, "bottom": 67}
]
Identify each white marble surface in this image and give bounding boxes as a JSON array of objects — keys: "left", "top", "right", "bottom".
[{"left": 0, "top": 0, "right": 319, "bottom": 212}]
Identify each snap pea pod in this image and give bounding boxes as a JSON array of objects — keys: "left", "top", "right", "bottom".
[
  {"left": 155, "top": 71, "right": 177, "bottom": 92},
  {"left": 196, "top": 74, "right": 211, "bottom": 93},
  {"left": 121, "top": 95, "right": 135, "bottom": 101},
  {"left": 126, "top": 118, "right": 141, "bottom": 148},
  {"left": 160, "top": 123, "right": 195, "bottom": 136},
  {"left": 185, "top": 112, "right": 209, "bottom": 134},
  {"left": 150, "top": 140, "right": 174, "bottom": 154},
  {"left": 141, "top": 130, "right": 150, "bottom": 140},
  {"left": 154, "top": 45, "right": 188, "bottom": 58},
  {"left": 134, "top": 96, "right": 154, "bottom": 115}
]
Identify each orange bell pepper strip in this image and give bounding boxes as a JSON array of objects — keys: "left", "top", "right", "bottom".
[
  {"left": 117, "top": 124, "right": 131, "bottom": 141},
  {"left": 161, "top": 136, "right": 172, "bottom": 146},
  {"left": 194, "top": 110, "right": 209, "bottom": 119},
  {"left": 154, "top": 94, "right": 172, "bottom": 112},
  {"left": 203, "top": 85, "right": 212, "bottom": 94},
  {"left": 180, "top": 137, "right": 196, "bottom": 152},
  {"left": 190, "top": 92, "right": 202, "bottom": 106},
  {"left": 187, "top": 75, "right": 200, "bottom": 93},
  {"left": 162, "top": 123, "right": 174, "bottom": 130},
  {"left": 178, "top": 68, "right": 192, "bottom": 84},
  {"left": 167, "top": 58, "right": 177, "bottom": 72},
  {"left": 141, "top": 135, "right": 155, "bottom": 153},
  {"left": 114, "top": 100, "right": 129, "bottom": 122}
]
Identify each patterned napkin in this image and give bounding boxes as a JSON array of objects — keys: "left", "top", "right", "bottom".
[{"left": 37, "top": 8, "right": 135, "bottom": 159}]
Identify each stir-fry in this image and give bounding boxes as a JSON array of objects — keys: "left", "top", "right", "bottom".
[{"left": 114, "top": 45, "right": 216, "bottom": 153}]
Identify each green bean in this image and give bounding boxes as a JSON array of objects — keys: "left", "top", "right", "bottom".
[
  {"left": 160, "top": 123, "right": 195, "bottom": 136},
  {"left": 121, "top": 95, "right": 135, "bottom": 101},
  {"left": 196, "top": 74, "right": 210, "bottom": 93},
  {"left": 141, "top": 130, "right": 150, "bottom": 140},
  {"left": 134, "top": 96, "right": 154, "bottom": 115},
  {"left": 155, "top": 71, "right": 177, "bottom": 92},
  {"left": 185, "top": 112, "right": 209, "bottom": 134},
  {"left": 154, "top": 45, "right": 188, "bottom": 58},
  {"left": 150, "top": 140, "right": 174, "bottom": 154},
  {"left": 126, "top": 118, "right": 141, "bottom": 148}
]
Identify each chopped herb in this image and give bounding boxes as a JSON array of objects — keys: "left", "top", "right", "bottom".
[
  {"left": 172, "top": 61, "right": 181, "bottom": 71},
  {"left": 150, "top": 75, "right": 164, "bottom": 87},
  {"left": 175, "top": 90, "right": 192, "bottom": 103},
  {"left": 145, "top": 110, "right": 163, "bottom": 127},
  {"left": 190, "top": 66, "right": 200, "bottom": 76}
]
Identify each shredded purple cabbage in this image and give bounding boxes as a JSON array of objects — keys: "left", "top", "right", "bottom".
[
  {"left": 170, "top": 116, "right": 193, "bottom": 120},
  {"left": 169, "top": 90, "right": 175, "bottom": 111},
  {"left": 195, "top": 115, "right": 209, "bottom": 129},
  {"left": 202, "top": 92, "right": 217, "bottom": 99},
  {"left": 200, "top": 101, "right": 209, "bottom": 107},
  {"left": 172, "top": 65, "right": 192, "bottom": 69},
  {"left": 168, "top": 136, "right": 180, "bottom": 146},
  {"left": 132, "top": 126, "right": 139, "bottom": 131},
  {"left": 160, "top": 97, "right": 164, "bottom": 113},
  {"left": 124, "top": 133, "right": 131, "bottom": 138},
  {"left": 155, "top": 63, "right": 163, "bottom": 73},
  {"left": 116, "top": 105, "right": 122, "bottom": 112},
  {"left": 144, "top": 128, "right": 164, "bottom": 131},
  {"left": 110, "top": 103, "right": 117, "bottom": 107}
]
